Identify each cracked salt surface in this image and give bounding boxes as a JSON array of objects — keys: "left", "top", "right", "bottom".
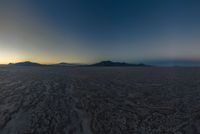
[{"left": 0, "top": 66, "right": 200, "bottom": 134}]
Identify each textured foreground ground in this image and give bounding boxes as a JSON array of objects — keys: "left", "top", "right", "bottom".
[{"left": 0, "top": 66, "right": 200, "bottom": 134}]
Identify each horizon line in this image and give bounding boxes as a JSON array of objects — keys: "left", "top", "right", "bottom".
[{"left": 1, "top": 59, "right": 200, "bottom": 66}]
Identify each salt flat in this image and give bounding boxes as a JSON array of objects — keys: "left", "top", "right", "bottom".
[{"left": 0, "top": 66, "right": 200, "bottom": 134}]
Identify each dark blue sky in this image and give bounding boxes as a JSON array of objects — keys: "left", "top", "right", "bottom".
[{"left": 0, "top": 0, "right": 200, "bottom": 64}]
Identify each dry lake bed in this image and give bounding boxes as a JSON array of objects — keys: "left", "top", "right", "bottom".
[{"left": 0, "top": 66, "right": 200, "bottom": 134}]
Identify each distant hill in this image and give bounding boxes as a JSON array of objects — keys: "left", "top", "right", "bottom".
[
  {"left": 91, "top": 61, "right": 150, "bottom": 67},
  {"left": 51, "top": 62, "right": 82, "bottom": 67},
  {"left": 9, "top": 61, "right": 43, "bottom": 66},
  {"left": 8, "top": 61, "right": 81, "bottom": 67}
]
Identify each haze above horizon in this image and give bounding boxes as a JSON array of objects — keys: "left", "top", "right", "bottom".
[{"left": 0, "top": 0, "right": 200, "bottom": 65}]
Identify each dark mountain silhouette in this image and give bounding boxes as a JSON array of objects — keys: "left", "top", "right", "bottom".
[
  {"left": 91, "top": 61, "right": 150, "bottom": 67},
  {"left": 9, "top": 61, "right": 43, "bottom": 66},
  {"left": 8, "top": 61, "right": 81, "bottom": 67},
  {"left": 51, "top": 62, "right": 82, "bottom": 67},
  {"left": 8, "top": 61, "right": 150, "bottom": 67}
]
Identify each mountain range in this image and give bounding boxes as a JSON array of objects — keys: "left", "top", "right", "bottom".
[
  {"left": 91, "top": 61, "right": 150, "bottom": 67},
  {"left": 8, "top": 61, "right": 150, "bottom": 67}
]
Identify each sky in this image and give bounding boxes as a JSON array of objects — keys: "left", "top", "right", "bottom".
[{"left": 0, "top": 0, "right": 200, "bottom": 64}]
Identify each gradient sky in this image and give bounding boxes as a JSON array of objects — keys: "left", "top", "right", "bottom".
[{"left": 0, "top": 0, "right": 200, "bottom": 64}]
